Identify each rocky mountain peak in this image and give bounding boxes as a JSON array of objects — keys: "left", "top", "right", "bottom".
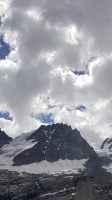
[
  {"left": 27, "top": 123, "right": 81, "bottom": 142},
  {"left": 13, "top": 123, "right": 101, "bottom": 172}
]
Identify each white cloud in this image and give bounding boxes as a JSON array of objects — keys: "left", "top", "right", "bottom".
[{"left": 0, "top": 0, "right": 112, "bottom": 145}]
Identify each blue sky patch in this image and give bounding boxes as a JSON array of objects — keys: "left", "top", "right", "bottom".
[
  {"left": 73, "top": 57, "right": 96, "bottom": 76},
  {"left": 0, "top": 35, "right": 11, "bottom": 60},
  {"left": 0, "top": 112, "right": 13, "bottom": 121},
  {"left": 31, "top": 113, "right": 54, "bottom": 124},
  {"left": 73, "top": 70, "right": 86, "bottom": 76},
  {"left": 76, "top": 105, "right": 86, "bottom": 111}
]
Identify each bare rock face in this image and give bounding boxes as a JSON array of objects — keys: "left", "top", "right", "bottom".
[
  {"left": 13, "top": 123, "right": 101, "bottom": 172},
  {"left": 0, "top": 170, "right": 111, "bottom": 200},
  {"left": 0, "top": 129, "right": 12, "bottom": 148}
]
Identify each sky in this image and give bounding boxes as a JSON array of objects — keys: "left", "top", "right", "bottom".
[{"left": 0, "top": 0, "right": 112, "bottom": 146}]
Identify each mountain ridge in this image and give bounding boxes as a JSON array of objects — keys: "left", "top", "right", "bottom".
[
  {"left": 0, "top": 123, "right": 111, "bottom": 174},
  {"left": 0, "top": 124, "right": 112, "bottom": 200},
  {"left": 12, "top": 123, "right": 101, "bottom": 173}
]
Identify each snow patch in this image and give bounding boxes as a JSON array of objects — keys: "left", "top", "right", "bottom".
[
  {"left": 0, "top": 130, "right": 37, "bottom": 166},
  {"left": 0, "top": 159, "right": 88, "bottom": 174},
  {"left": 103, "top": 164, "right": 112, "bottom": 174},
  {"left": 96, "top": 140, "right": 112, "bottom": 159},
  {"left": 96, "top": 149, "right": 109, "bottom": 158},
  {"left": 42, "top": 129, "right": 55, "bottom": 139}
]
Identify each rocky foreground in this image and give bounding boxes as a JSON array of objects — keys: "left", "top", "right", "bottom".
[{"left": 0, "top": 169, "right": 112, "bottom": 200}]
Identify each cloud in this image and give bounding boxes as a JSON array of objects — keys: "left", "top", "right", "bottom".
[{"left": 0, "top": 0, "right": 112, "bottom": 145}]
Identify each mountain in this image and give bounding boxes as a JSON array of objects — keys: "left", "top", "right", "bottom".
[
  {"left": 0, "top": 129, "right": 12, "bottom": 148},
  {"left": 0, "top": 123, "right": 101, "bottom": 174},
  {"left": 0, "top": 124, "right": 111, "bottom": 200},
  {"left": 13, "top": 123, "right": 101, "bottom": 173}
]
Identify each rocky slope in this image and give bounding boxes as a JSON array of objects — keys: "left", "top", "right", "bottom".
[
  {"left": 0, "top": 170, "right": 111, "bottom": 200},
  {"left": 0, "top": 129, "right": 12, "bottom": 148}
]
